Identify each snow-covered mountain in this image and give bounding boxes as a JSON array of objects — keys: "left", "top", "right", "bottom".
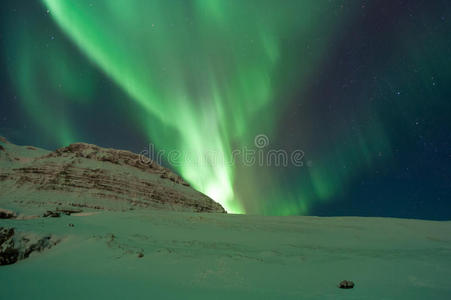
[{"left": 0, "top": 137, "right": 225, "bottom": 215}]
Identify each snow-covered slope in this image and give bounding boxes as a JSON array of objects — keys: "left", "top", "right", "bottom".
[
  {"left": 1, "top": 137, "right": 450, "bottom": 299},
  {"left": 1, "top": 210, "right": 450, "bottom": 299},
  {"left": 0, "top": 137, "right": 225, "bottom": 214}
]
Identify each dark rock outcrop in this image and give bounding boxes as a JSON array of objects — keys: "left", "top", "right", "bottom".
[
  {"left": 0, "top": 209, "right": 16, "bottom": 219},
  {"left": 338, "top": 280, "right": 355, "bottom": 289},
  {"left": 43, "top": 211, "right": 61, "bottom": 218},
  {"left": 0, "top": 226, "right": 15, "bottom": 264},
  {"left": 0, "top": 227, "right": 59, "bottom": 266},
  {"left": 56, "top": 208, "right": 82, "bottom": 215}
]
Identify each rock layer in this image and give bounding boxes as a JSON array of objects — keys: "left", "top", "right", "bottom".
[{"left": 0, "top": 138, "right": 226, "bottom": 214}]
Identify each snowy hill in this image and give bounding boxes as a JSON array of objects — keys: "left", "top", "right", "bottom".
[
  {"left": 1, "top": 211, "right": 450, "bottom": 299},
  {"left": 1, "top": 137, "right": 451, "bottom": 299}
]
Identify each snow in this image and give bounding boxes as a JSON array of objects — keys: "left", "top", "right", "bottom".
[{"left": 1, "top": 210, "right": 450, "bottom": 299}]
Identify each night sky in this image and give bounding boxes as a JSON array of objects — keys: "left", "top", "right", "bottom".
[{"left": 1, "top": 1, "right": 450, "bottom": 219}]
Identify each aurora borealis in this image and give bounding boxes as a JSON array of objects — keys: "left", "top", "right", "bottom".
[{"left": 1, "top": 1, "right": 450, "bottom": 218}]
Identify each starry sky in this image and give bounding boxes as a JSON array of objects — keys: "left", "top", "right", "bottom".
[{"left": 1, "top": 0, "right": 450, "bottom": 219}]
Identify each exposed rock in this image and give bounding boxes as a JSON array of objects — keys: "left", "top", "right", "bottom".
[
  {"left": 0, "top": 140, "right": 226, "bottom": 213},
  {"left": 0, "top": 247, "right": 19, "bottom": 265},
  {"left": 21, "top": 235, "right": 56, "bottom": 258},
  {"left": 48, "top": 143, "right": 191, "bottom": 185},
  {"left": 338, "top": 280, "right": 355, "bottom": 289},
  {"left": 0, "top": 208, "right": 16, "bottom": 219},
  {"left": 43, "top": 211, "right": 61, "bottom": 218},
  {"left": 0, "top": 227, "right": 15, "bottom": 246},
  {"left": 56, "top": 208, "right": 83, "bottom": 216},
  {"left": 0, "top": 227, "right": 59, "bottom": 266}
]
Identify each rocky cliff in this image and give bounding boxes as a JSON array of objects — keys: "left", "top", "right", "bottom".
[{"left": 0, "top": 137, "right": 226, "bottom": 215}]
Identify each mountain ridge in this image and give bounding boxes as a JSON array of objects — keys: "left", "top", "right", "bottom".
[{"left": 0, "top": 137, "right": 226, "bottom": 215}]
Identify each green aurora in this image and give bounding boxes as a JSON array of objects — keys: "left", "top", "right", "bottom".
[
  {"left": 5, "top": 1, "right": 448, "bottom": 216},
  {"left": 40, "top": 0, "right": 351, "bottom": 213}
]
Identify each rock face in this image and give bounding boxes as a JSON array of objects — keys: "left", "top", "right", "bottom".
[
  {"left": 0, "top": 227, "right": 59, "bottom": 265},
  {"left": 0, "top": 208, "right": 16, "bottom": 219},
  {"left": 0, "top": 227, "right": 17, "bottom": 265},
  {"left": 0, "top": 137, "right": 226, "bottom": 214},
  {"left": 338, "top": 280, "right": 355, "bottom": 289}
]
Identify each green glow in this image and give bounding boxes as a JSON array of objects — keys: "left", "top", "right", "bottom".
[
  {"left": 39, "top": 0, "right": 338, "bottom": 213},
  {"left": 5, "top": 1, "right": 393, "bottom": 214},
  {"left": 6, "top": 24, "right": 90, "bottom": 146}
]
